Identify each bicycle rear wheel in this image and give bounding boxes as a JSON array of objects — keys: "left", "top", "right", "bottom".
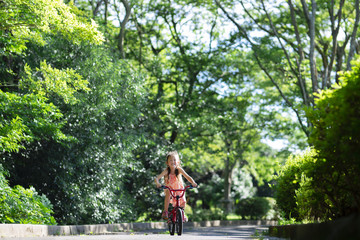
[{"left": 175, "top": 208, "right": 183, "bottom": 235}]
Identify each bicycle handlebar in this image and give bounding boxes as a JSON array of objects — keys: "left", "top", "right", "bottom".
[
  {"left": 159, "top": 185, "right": 196, "bottom": 199},
  {"left": 159, "top": 185, "right": 195, "bottom": 190}
]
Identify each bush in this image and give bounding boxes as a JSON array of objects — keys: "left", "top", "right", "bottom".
[
  {"left": 235, "top": 197, "right": 278, "bottom": 220},
  {"left": 0, "top": 165, "right": 56, "bottom": 225},
  {"left": 305, "top": 57, "right": 360, "bottom": 219},
  {"left": 295, "top": 172, "right": 333, "bottom": 221},
  {"left": 189, "top": 208, "right": 226, "bottom": 222},
  {"left": 273, "top": 149, "right": 317, "bottom": 220},
  {"left": 274, "top": 58, "right": 360, "bottom": 222},
  {"left": 275, "top": 146, "right": 357, "bottom": 222}
]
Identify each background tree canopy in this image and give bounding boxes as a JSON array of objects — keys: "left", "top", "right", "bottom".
[{"left": 1, "top": 0, "right": 359, "bottom": 224}]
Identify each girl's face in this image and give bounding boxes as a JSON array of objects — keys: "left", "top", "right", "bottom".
[{"left": 167, "top": 155, "right": 179, "bottom": 170}]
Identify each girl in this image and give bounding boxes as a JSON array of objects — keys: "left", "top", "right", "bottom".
[{"left": 154, "top": 151, "right": 198, "bottom": 220}]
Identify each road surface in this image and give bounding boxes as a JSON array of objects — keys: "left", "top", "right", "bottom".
[{"left": 4, "top": 225, "right": 284, "bottom": 240}]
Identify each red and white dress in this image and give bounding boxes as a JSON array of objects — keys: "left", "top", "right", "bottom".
[{"left": 166, "top": 173, "right": 186, "bottom": 207}]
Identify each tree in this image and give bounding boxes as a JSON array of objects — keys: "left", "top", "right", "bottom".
[
  {"left": 114, "top": 0, "right": 132, "bottom": 58},
  {"left": 62, "top": 0, "right": 301, "bottom": 220},
  {"left": 212, "top": 93, "right": 256, "bottom": 213},
  {"left": 275, "top": 57, "right": 360, "bottom": 221},
  {"left": 0, "top": 0, "right": 104, "bottom": 153},
  {"left": 0, "top": 0, "right": 103, "bottom": 56},
  {"left": 0, "top": 0, "right": 147, "bottom": 224},
  {"left": 214, "top": 0, "right": 360, "bottom": 137},
  {"left": 0, "top": 164, "right": 56, "bottom": 224},
  {"left": 3, "top": 36, "right": 147, "bottom": 223}
]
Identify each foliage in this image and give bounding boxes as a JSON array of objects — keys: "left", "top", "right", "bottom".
[
  {"left": 53, "top": 46, "right": 146, "bottom": 224},
  {"left": 235, "top": 197, "right": 278, "bottom": 220},
  {"left": 192, "top": 168, "right": 257, "bottom": 214},
  {"left": 0, "top": 164, "right": 56, "bottom": 225},
  {"left": 20, "top": 61, "right": 90, "bottom": 105},
  {"left": 273, "top": 149, "right": 317, "bottom": 220},
  {"left": 0, "top": 0, "right": 142, "bottom": 225},
  {"left": 276, "top": 147, "right": 354, "bottom": 222},
  {"left": 231, "top": 168, "right": 256, "bottom": 200},
  {"left": 0, "top": 90, "right": 68, "bottom": 153},
  {"left": 197, "top": 173, "right": 224, "bottom": 209},
  {"left": 0, "top": 0, "right": 315, "bottom": 225},
  {"left": 276, "top": 58, "right": 360, "bottom": 222},
  {"left": 304, "top": 57, "right": 360, "bottom": 220},
  {"left": 121, "top": 0, "right": 287, "bottom": 217},
  {"left": 0, "top": 0, "right": 104, "bottom": 56},
  {"left": 3, "top": 39, "right": 147, "bottom": 224},
  {"left": 190, "top": 208, "right": 226, "bottom": 222},
  {"left": 214, "top": 0, "right": 360, "bottom": 138},
  {"left": 0, "top": 0, "right": 104, "bottom": 154}
]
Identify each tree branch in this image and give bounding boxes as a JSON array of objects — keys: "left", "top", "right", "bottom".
[
  {"left": 347, "top": 0, "right": 360, "bottom": 70},
  {"left": 92, "top": 0, "right": 104, "bottom": 17},
  {"left": 287, "top": 0, "right": 309, "bottom": 106},
  {"left": 323, "top": 0, "right": 345, "bottom": 89},
  {"left": 215, "top": 0, "right": 309, "bottom": 136},
  {"left": 302, "top": 0, "right": 318, "bottom": 93},
  {"left": 117, "top": 0, "right": 132, "bottom": 59}
]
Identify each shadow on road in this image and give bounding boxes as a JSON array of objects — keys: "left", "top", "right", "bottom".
[
  {"left": 6, "top": 225, "right": 285, "bottom": 240},
  {"left": 139, "top": 225, "right": 284, "bottom": 239}
]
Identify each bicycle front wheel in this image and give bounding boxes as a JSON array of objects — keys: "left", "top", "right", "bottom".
[
  {"left": 175, "top": 208, "right": 183, "bottom": 235},
  {"left": 168, "top": 214, "right": 175, "bottom": 236}
]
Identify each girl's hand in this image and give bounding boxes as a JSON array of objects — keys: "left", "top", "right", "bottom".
[
  {"left": 192, "top": 182, "right": 198, "bottom": 188},
  {"left": 156, "top": 183, "right": 162, "bottom": 188}
]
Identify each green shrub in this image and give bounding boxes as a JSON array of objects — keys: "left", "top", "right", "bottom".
[
  {"left": 0, "top": 165, "right": 56, "bottom": 224},
  {"left": 274, "top": 58, "right": 360, "bottom": 222},
  {"left": 189, "top": 208, "right": 226, "bottom": 222},
  {"left": 235, "top": 197, "right": 278, "bottom": 220},
  {"left": 275, "top": 147, "right": 356, "bottom": 222},
  {"left": 295, "top": 173, "right": 330, "bottom": 221},
  {"left": 305, "top": 57, "right": 360, "bottom": 219},
  {"left": 273, "top": 150, "right": 316, "bottom": 220}
]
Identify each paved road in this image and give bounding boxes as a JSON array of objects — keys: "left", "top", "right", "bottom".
[{"left": 4, "top": 225, "right": 284, "bottom": 240}]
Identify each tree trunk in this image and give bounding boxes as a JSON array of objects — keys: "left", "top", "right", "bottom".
[
  {"left": 308, "top": 0, "right": 318, "bottom": 93},
  {"left": 169, "top": 129, "right": 178, "bottom": 144},
  {"left": 104, "top": 0, "right": 108, "bottom": 34},
  {"left": 118, "top": 0, "right": 131, "bottom": 59},
  {"left": 347, "top": 0, "right": 360, "bottom": 70},
  {"left": 223, "top": 154, "right": 233, "bottom": 214},
  {"left": 223, "top": 141, "right": 237, "bottom": 214},
  {"left": 92, "top": 0, "right": 103, "bottom": 17}
]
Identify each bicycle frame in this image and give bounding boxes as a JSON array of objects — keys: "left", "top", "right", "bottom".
[
  {"left": 162, "top": 185, "right": 192, "bottom": 221},
  {"left": 160, "top": 185, "right": 193, "bottom": 235}
]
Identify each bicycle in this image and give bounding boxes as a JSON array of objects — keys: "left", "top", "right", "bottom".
[{"left": 159, "top": 185, "right": 195, "bottom": 236}]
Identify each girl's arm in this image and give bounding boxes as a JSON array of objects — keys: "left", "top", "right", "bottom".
[
  {"left": 178, "top": 167, "right": 198, "bottom": 187},
  {"left": 154, "top": 169, "right": 167, "bottom": 188}
]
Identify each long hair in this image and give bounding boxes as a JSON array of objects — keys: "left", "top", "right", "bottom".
[{"left": 166, "top": 151, "right": 181, "bottom": 181}]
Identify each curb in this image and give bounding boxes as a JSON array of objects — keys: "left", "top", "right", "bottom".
[{"left": 0, "top": 220, "right": 277, "bottom": 238}]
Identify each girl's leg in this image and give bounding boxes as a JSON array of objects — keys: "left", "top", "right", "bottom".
[
  {"left": 180, "top": 195, "right": 186, "bottom": 208},
  {"left": 180, "top": 199, "right": 187, "bottom": 222},
  {"left": 162, "top": 189, "right": 170, "bottom": 219},
  {"left": 164, "top": 189, "right": 170, "bottom": 211}
]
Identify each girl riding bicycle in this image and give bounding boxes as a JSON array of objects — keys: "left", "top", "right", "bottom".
[{"left": 154, "top": 151, "right": 198, "bottom": 221}]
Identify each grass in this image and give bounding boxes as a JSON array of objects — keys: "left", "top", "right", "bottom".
[
  {"left": 226, "top": 214, "right": 242, "bottom": 221},
  {"left": 252, "top": 228, "right": 270, "bottom": 240},
  {"left": 136, "top": 210, "right": 245, "bottom": 223}
]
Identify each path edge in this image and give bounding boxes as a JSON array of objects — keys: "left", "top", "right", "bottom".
[{"left": 0, "top": 220, "right": 277, "bottom": 238}]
